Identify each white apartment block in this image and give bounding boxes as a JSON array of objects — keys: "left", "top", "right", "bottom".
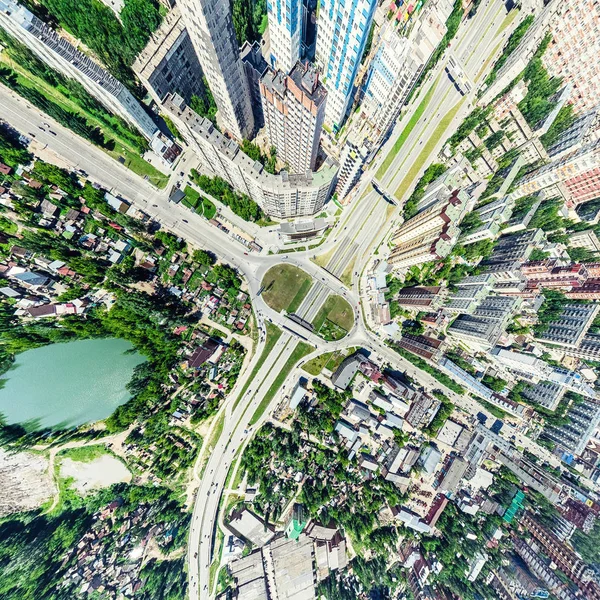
[
  {"left": 177, "top": 0, "right": 254, "bottom": 140},
  {"left": 0, "top": 0, "right": 158, "bottom": 140},
  {"left": 362, "top": 12, "right": 444, "bottom": 142},
  {"left": 388, "top": 224, "right": 459, "bottom": 269},
  {"left": 164, "top": 94, "right": 336, "bottom": 218},
  {"left": 569, "top": 230, "right": 600, "bottom": 254},
  {"left": 511, "top": 139, "right": 600, "bottom": 201},
  {"left": 259, "top": 61, "right": 327, "bottom": 174},
  {"left": 335, "top": 141, "right": 369, "bottom": 200},
  {"left": 542, "top": 0, "right": 600, "bottom": 112},
  {"left": 315, "top": 0, "right": 377, "bottom": 129},
  {"left": 132, "top": 7, "right": 205, "bottom": 106},
  {"left": 267, "top": 0, "right": 302, "bottom": 73},
  {"left": 391, "top": 189, "right": 468, "bottom": 246}
]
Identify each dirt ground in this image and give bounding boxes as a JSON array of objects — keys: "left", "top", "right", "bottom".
[{"left": 60, "top": 454, "right": 131, "bottom": 495}]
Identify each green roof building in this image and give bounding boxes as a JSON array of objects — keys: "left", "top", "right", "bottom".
[{"left": 284, "top": 504, "right": 307, "bottom": 540}]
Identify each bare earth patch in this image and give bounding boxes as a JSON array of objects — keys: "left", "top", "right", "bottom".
[
  {"left": 60, "top": 454, "right": 131, "bottom": 495},
  {"left": 0, "top": 448, "right": 56, "bottom": 517}
]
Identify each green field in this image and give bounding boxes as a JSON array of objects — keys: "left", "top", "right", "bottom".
[
  {"left": 302, "top": 347, "right": 358, "bottom": 376},
  {"left": 312, "top": 294, "right": 354, "bottom": 341},
  {"left": 261, "top": 264, "right": 313, "bottom": 313},
  {"left": 376, "top": 73, "right": 441, "bottom": 179},
  {"left": 394, "top": 97, "right": 466, "bottom": 201}
]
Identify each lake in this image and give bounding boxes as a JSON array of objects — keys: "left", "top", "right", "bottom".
[{"left": 0, "top": 338, "right": 145, "bottom": 430}]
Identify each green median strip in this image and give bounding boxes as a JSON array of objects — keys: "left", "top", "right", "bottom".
[
  {"left": 248, "top": 342, "right": 313, "bottom": 426},
  {"left": 376, "top": 73, "right": 442, "bottom": 179},
  {"left": 233, "top": 322, "right": 282, "bottom": 411},
  {"left": 394, "top": 97, "right": 466, "bottom": 201}
]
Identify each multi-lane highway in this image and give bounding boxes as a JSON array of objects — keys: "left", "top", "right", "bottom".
[{"left": 0, "top": 2, "right": 543, "bottom": 598}]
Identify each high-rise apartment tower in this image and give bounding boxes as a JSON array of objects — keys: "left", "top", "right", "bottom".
[
  {"left": 260, "top": 61, "right": 326, "bottom": 173},
  {"left": 315, "top": 0, "right": 377, "bottom": 129},
  {"left": 177, "top": 0, "right": 254, "bottom": 139},
  {"left": 267, "top": 0, "right": 303, "bottom": 73}
]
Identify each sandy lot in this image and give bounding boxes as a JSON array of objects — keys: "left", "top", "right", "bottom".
[
  {"left": 60, "top": 454, "right": 131, "bottom": 494},
  {"left": 0, "top": 448, "right": 56, "bottom": 517}
]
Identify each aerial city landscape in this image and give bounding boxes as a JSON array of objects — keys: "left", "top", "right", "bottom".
[{"left": 1, "top": 0, "right": 600, "bottom": 598}]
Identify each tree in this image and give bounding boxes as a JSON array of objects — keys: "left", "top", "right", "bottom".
[
  {"left": 192, "top": 249, "right": 216, "bottom": 266},
  {"left": 402, "top": 163, "right": 447, "bottom": 220},
  {"left": 459, "top": 212, "right": 484, "bottom": 236},
  {"left": 190, "top": 78, "right": 218, "bottom": 125},
  {"left": 484, "top": 130, "right": 505, "bottom": 151},
  {"left": 0, "top": 122, "right": 32, "bottom": 167}
]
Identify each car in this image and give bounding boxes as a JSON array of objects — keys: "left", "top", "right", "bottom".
[
  {"left": 244, "top": 252, "right": 248, "bottom": 255},
  {"left": 49, "top": 130, "right": 57, "bottom": 136},
  {"left": 180, "top": 171, "right": 185, "bottom": 176},
  {"left": 182, "top": 219, "right": 189, "bottom": 223}
]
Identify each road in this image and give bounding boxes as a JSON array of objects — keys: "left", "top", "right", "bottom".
[{"left": 0, "top": 3, "right": 551, "bottom": 598}]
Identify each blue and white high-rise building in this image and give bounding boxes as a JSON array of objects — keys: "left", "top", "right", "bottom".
[
  {"left": 315, "top": 0, "right": 377, "bottom": 129},
  {"left": 267, "top": 0, "right": 303, "bottom": 73}
]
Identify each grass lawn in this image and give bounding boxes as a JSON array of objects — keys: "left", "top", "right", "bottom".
[
  {"left": 1, "top": 54, "right": 168, "bottom": 189},
  {"left": 287, "top": 278, "right": 313, "bottom": 313},
  {"left": 498, "top": 8, "right": 518, "bottom": 35},
  {"left": 312, "top": 294, "right": 353, "bottom": 341},
  {"left": 233, "top": 322, "right": 282, "bottom": 410},
  {"left": 302, "top": 347, "right": 358, "bottom": 376},
  {"left": 394, "top": 97, "right": 466, "bottom": 201},
  {"left": 183, "top": 185, "right": 201, "bottom": 208},
  {"left": 340, "top": 256, "right": 356, "bottom": 288},
  {"left": 474, "top": 40, "right": 503, "bottom": 83},
  {"left": 261, "top": 264, "right": 313, "bottom": 312},
  {"left": 312, "top": 245, "right": 336, "bottom": 268},
  {"left": 249, "top": 341, "right": 313, "bottom": 426},
  {"left": 376, "top": 73, "right": 441, "bottom": 179},
  {"left": 57, "top": 444, "right": 109, "bottom": 463}
]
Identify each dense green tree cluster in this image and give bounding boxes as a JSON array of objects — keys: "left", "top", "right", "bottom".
[
  {"left": 230, "top": 0, "right": 268, "bottom": 46},
  {"left": 241, "top": 140, "right": 277, "bottom": 174},
  {"left": 540, "top": 104, "right": 576, "bottom": 148},
  {"left": 448, "top": 106, "right": 492, "bottom": 149},
  {"left": 424, "top": 395, "right": 454, "bottom": 437},
  {"left": 190, "top": 77, "right": 218, "bottom": 124},
  {"left": 517, "top": 35, "right": 562, "bottom": 129},
  {"left": 296, "top": 379, "right": 349, "bottom": 436},
  {"left": 482, "top": 374, "right": 507, "bottom": 392},
  {"left": 532, "top": 289, "right": 569, "bottom": 335},
  {"left": 459, "top": 211, "right": 484, "bottom": 236},
  {"left": 190, "top": 169, "right": 263, "bottom": 222},
  {"left": 0, "top": 123, "right": 32, "bottom": 168},
  {"left": 0, "top": 66, "right": 111, "bottom": 150}
]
